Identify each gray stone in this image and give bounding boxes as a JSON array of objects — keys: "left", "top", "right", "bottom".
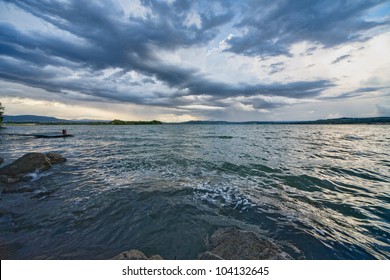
[
  {"left": 0, "top": 152, "right": 66, "bottom": 185},
  {"left": 46, "top": 152, "right": 66, "bottom": 164},
  {"left": 199, "top": 227, "right": 292, "bottom": 260},
  {"left": 112, "top": 249, "right": 163, "bottom": 260},
  {"left": 0, "top": 153, "right": 51, "bottom": 178},
  {"left": 0, "top": 175, "right": 20, "bottom": 184}
]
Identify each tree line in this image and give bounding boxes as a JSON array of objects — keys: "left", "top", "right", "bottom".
[
  {"left": 0, "top": 102, "right": 4, "bottom": 127},
  {"left": 110, "top": 119, "right": 162, "bottom": 125}
]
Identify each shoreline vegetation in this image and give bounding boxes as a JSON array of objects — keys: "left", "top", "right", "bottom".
[
  {"left": 3, "top": 119, "right": 163, "bottom": 126},
  {"left": 2, "top": 116, "right": 390, "bottom": 126},
  {"left": 179, "top": 117, "right": 390, "bottom": 125}
]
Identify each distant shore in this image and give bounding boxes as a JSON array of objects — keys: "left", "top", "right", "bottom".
[
  {"left": 2, "top": 119, "right": 162, "bottom": 126},
  {"left": 179, "top": 117, "right": 390, "bottom": 125},
  {"left": 2, "top": 116, "right": 390, "bottom": 126}
]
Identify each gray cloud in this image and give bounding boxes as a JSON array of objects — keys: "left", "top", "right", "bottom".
[
  {"left": 377, "top": 104, "right": 390, "bottom": 116},
  {"left": 227, "top": 0, "right": 389, "bottom": 56},
  {"left": 320, "top": 86, "right": 390, "bottom": 100},
  {"left": 141, "top": 78, "right": 156, "bottom": 84},
  {"left": 0, "top": 0, "right": 387, "bottom": 118},
  {"left": 268, "top": 62, "right": 286, "bottom": 74},
  {"left": 0, "top": 0, "right": 334, "bottom": 109},
  {"left": 331, "top": 55, "right": 351, "bottom": 64}
]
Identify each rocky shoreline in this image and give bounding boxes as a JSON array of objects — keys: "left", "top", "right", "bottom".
[
  {"left": 113, "top": 227, "right": 291, "bottom": 260},
  {"left": 1, "top": 153, "right": 292, "bottom": 260}
]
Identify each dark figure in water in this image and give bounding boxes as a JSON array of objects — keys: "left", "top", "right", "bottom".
[{"left": 62, "top": 129, "right": 67, "bottom": 135}]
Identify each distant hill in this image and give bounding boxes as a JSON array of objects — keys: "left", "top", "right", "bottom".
[
  {"left": 3, "top": 115, "right": 158, "bottom": 125},
  {"left": 4, "top": 115, "right": 69, "bottom": 123},
  {"left": 3, "top": 115, "right": 108, "bottom": 123},
  {"left": 3, "top": 115, "right": 390, "bottom": 125},
  {"left": 306, "top": 117, "right": 390, "bottom": 124},
  {"left": 180, "top": 117, "right": 390, "bottom": 125}
]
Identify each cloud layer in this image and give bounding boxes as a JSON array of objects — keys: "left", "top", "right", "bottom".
[{"left": 0, "top": 0, "right": 389, "bottom": 120}]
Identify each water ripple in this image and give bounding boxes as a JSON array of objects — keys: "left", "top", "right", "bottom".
[{"left": 1, "top": 124, "right": 389, "bottom": 259}]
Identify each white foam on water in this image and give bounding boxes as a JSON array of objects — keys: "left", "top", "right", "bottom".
[
  {"left": 23, "top": 171, "right": 40, "bottom": 182},
  {"left": 192, "top": 182, "right": 256, "bottom": 212},
  {"left": 23, "top": 169, "right": 54, "bottom": 182}
]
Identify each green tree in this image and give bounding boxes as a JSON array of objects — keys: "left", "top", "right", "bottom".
[{"left": 0, "top": 102, "right": 4, "bottom": 126}]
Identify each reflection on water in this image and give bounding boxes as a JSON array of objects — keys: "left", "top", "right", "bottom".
[{"left": 0, "top": 124, "right": 389, "bottom": 259}]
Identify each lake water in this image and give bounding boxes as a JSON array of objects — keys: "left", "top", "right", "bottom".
[{"left": 0, "top": 124, "right": 389, "bottom": 259}]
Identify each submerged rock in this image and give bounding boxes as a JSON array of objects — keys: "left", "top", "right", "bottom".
[
  {"left": 46, "top": 153, "right": 66, "bottom": 164},
  {"left": 0, "top": 176, "right": 20, "bottom": 184},
  {"left": 112, "top": 249, "right": 163, "bottom": 260},
  {"left": 198, "top": 227, "right": 292, "bottom": 260},
  {"left": 0, "top": 152, "right": 66, "bottom": 185}
]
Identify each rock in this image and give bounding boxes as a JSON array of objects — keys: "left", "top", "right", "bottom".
[
  {"left": 0, "top": 175, "right": 20, "bottom": 184},
  {"left": 0, "top": 152, "right": 66, "bottom": 185},
  {"left": 198, "top": 227, "right": 292, "bottom": 260},
  {"left": 46, "top": 153, "right": 66, "bottom": 164},
  {"left": 0, "top": 153, "right": 51, "bottom": 178},
  {"left": 112, "top": 249, "right": 163, "bottom": 260},
  {"left": 0, "top": 157, "right": 3, "bottom": 165}
]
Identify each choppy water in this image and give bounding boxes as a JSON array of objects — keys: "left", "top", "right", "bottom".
[{"left": 0, "top": 124, "right": 389, "bottom": 259}]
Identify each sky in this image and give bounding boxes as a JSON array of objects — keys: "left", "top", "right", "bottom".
[{"left": 0, "top": 0, "right": 390, "bottom": 122}]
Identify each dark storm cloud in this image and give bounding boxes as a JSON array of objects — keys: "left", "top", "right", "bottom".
[
  {"left": 0, "top": 2, "right": 194, "bottom": 101},
  {"left": 0, "top": 0, "right": 235, "bottom": 102},
  {"left": 208, "top": 79, "right": 328, "bottom": 97},
  {"left": 227, "top": 0, "right": 389, "bottom": 56},
  {"left": 0, "top": 0, "right": 385, "bottom": 111}
]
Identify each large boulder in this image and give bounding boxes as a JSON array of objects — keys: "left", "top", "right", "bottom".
[
  {"left": 198, "top": 227, "right": 292, "bottom": 260},
  {"left": 0, "top": 152, "right": 66, "bottom": 185},
  {"left": 112, "top": 249, "right": 163, "bottom": 260},
  {"left": 0, "top": 153, "right": 51, "bottom": 177}
]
